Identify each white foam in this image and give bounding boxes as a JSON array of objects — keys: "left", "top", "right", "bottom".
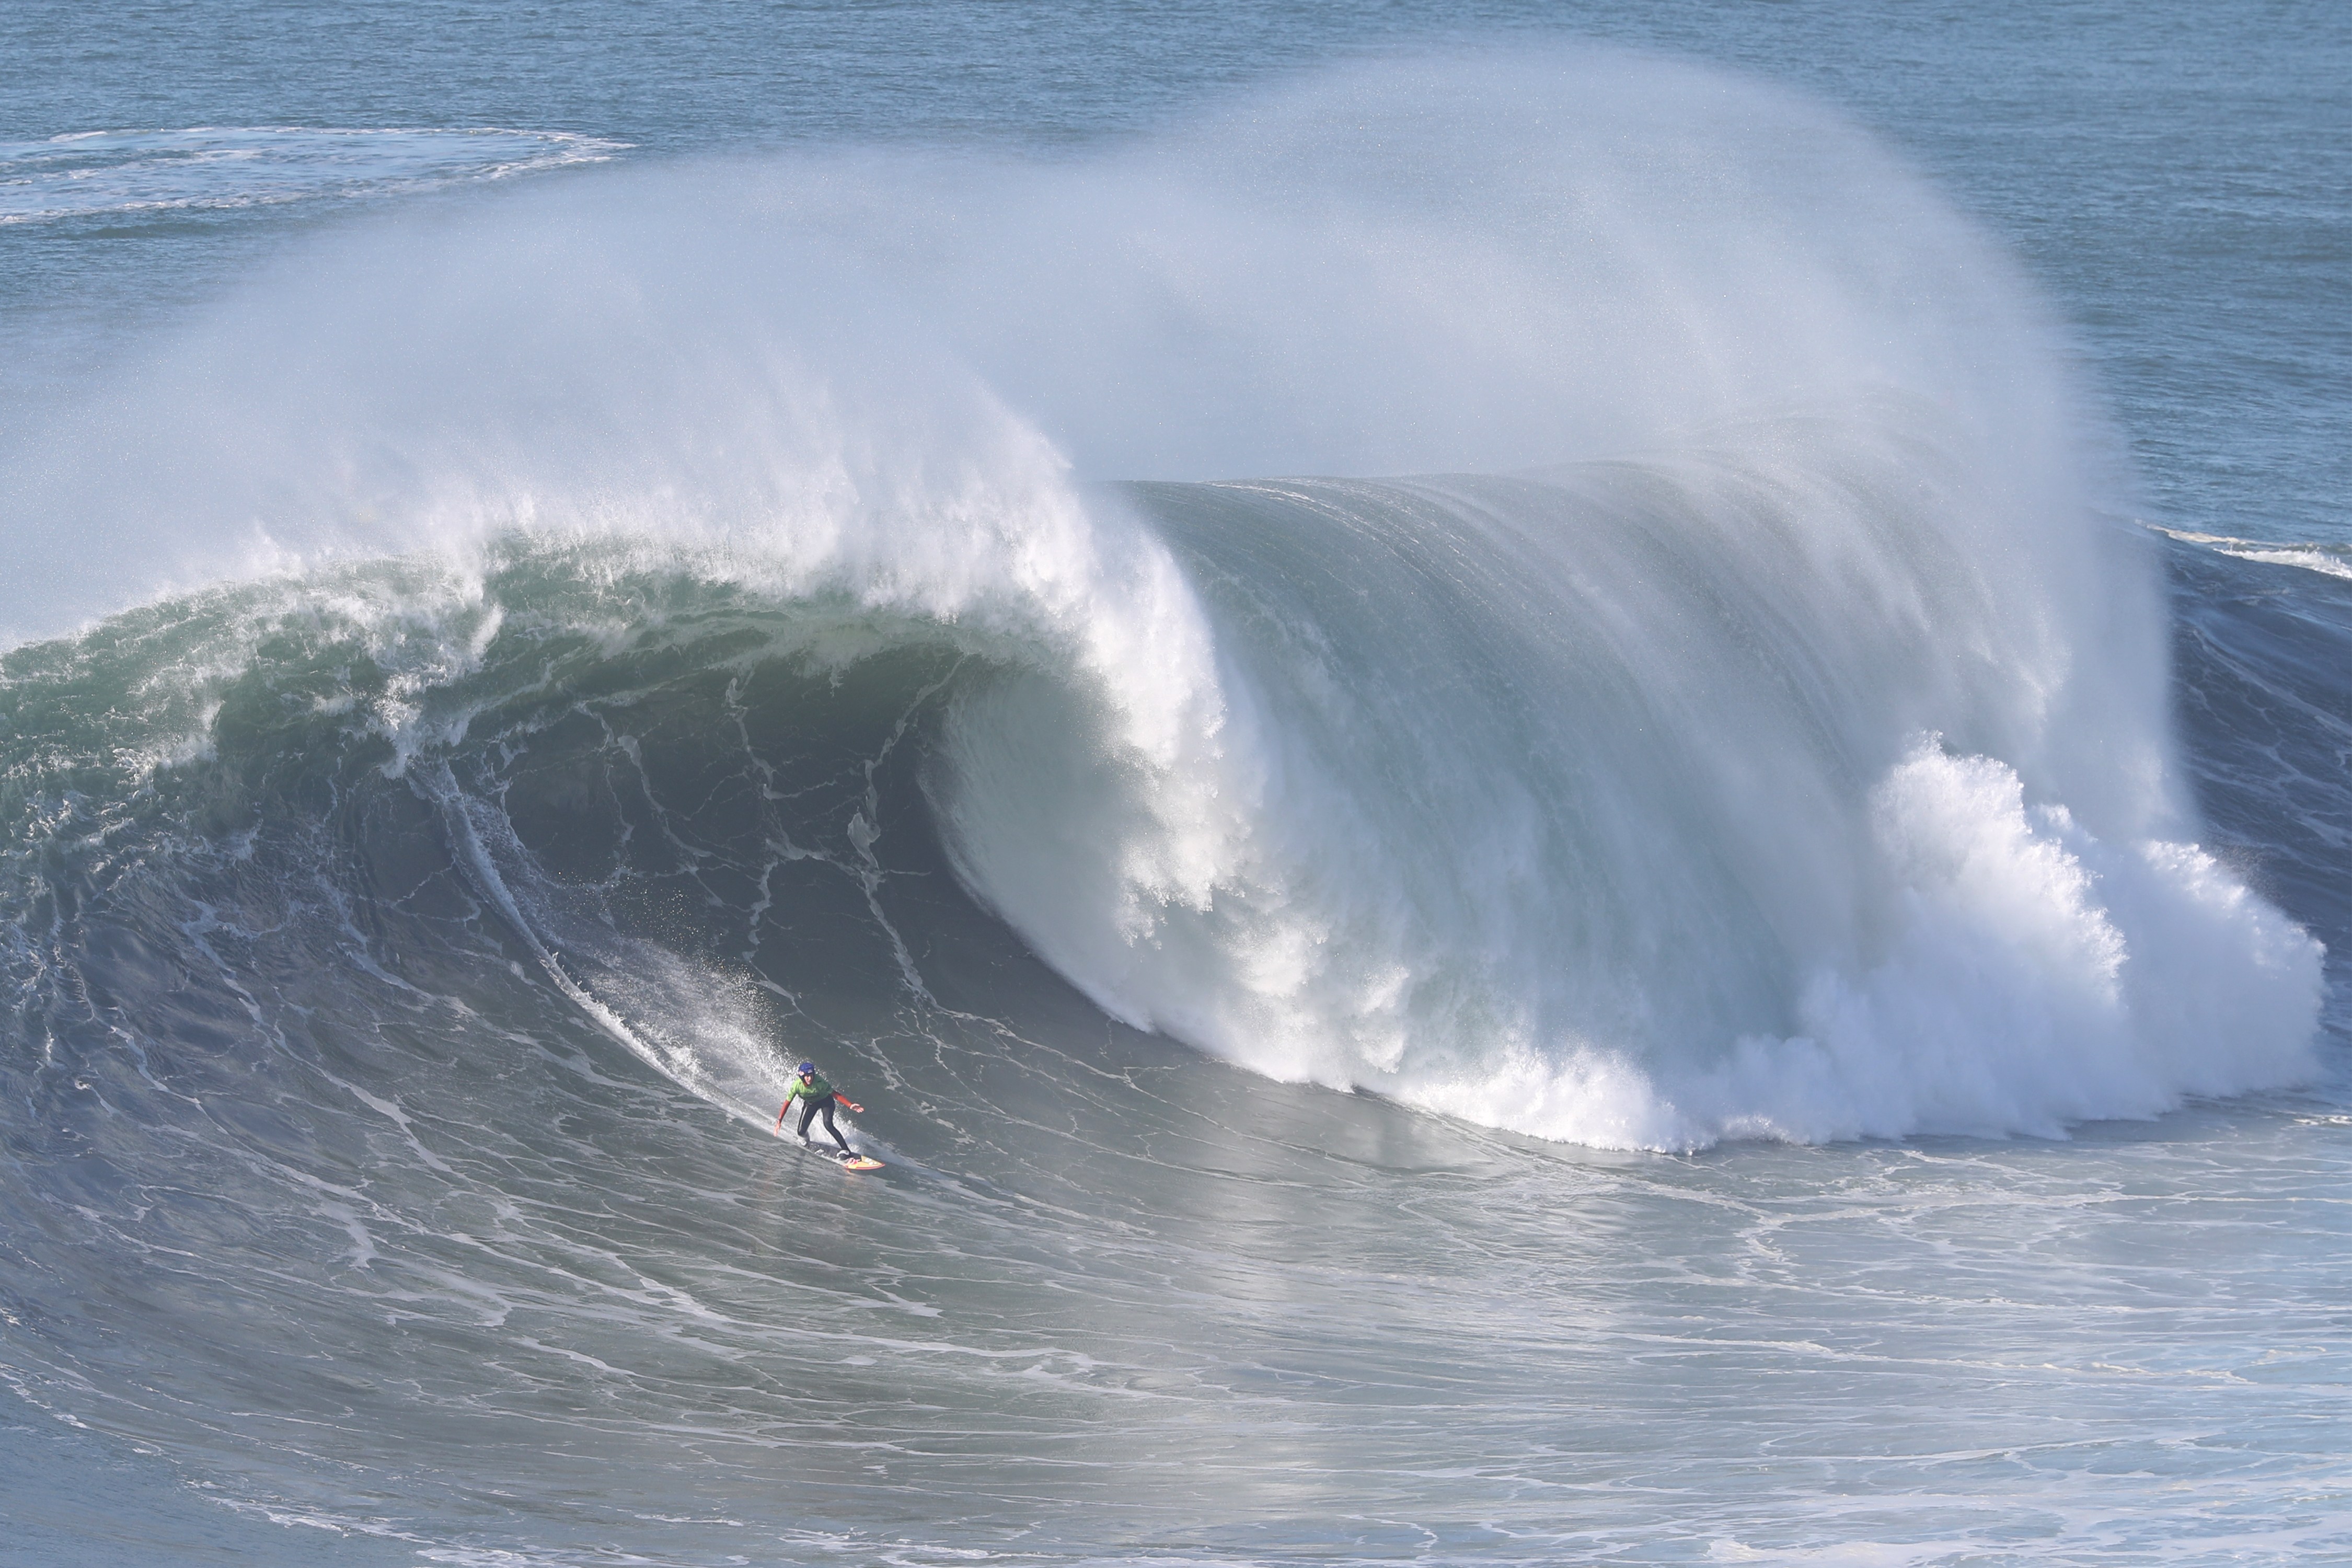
[
  {"left": 1672, "top": 742, "right": 2323, "bottom": 1147},
  {"left": 2213, "top": 545, "right": 2352, "bottom": 581}
]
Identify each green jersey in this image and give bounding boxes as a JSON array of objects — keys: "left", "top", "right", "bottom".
[{"left": 783, "top": 1073, "right": 836, "bottom": 1104}]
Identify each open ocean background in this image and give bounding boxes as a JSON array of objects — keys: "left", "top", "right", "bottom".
[{"left": 3, "top": 3, "right": 2347, "bottom": 1564}]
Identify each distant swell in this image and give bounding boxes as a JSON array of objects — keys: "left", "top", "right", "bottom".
[{"left": 0, "top": 126, "right": 625, "bottom": 225}]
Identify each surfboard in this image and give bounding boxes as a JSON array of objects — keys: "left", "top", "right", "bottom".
[{"left": 782, "top": 1133, "right": 885, "bottom": 1172}]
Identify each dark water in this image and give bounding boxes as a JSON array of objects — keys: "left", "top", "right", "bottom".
[{"left": 2, "top": 4, "right": 2348, "bottom": 1565}]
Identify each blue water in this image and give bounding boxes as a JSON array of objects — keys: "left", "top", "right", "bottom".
[{"left": 2, "top": 4, "right": 2347, "bottom": 1565}]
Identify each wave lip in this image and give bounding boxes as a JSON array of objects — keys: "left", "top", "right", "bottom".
[{"left": 0, "top": 126, "right": 626, "bottom": 225}]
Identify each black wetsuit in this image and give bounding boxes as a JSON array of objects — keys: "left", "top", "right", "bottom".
[{"left": 787, "top": 1074, "right": 854, "bottom": 1153}]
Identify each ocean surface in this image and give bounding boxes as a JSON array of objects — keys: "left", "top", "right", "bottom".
[{"left": 2, "top": 3, "right": 2348, "bottom": 1564}]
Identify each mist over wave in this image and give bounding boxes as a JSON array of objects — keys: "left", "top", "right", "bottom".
[{"left": 0, "top": 50, "right": 2323, "bottom": 1152}]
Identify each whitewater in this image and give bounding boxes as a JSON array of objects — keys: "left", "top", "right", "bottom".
[{"left": 4, "top": 11, "right": 2349, "bottom": 1568}]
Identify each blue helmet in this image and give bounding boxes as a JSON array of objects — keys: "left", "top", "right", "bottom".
[{"left": 798, "top": 1061, "right": 816, "bottom": 1076}]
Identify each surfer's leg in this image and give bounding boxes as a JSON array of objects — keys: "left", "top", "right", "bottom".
[
  {"left": 817, "top": 1100, "right": 852, "bottom": 1153},
  {"left": 797, "top": 1100, "right": 818, "bottom": 1142}
]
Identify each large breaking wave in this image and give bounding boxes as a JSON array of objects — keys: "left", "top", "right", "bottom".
[{"left": 1, "top": 50, "right": 2324, "bottom": 1155}]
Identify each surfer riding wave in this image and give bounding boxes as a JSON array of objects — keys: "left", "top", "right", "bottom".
[{"left": 776, "top": 1062, "right": 863, "bottom": 1155}]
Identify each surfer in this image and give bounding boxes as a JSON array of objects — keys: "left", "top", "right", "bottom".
[{"left": 776, "top": 1061, "right": 863, "bottom": 1156}]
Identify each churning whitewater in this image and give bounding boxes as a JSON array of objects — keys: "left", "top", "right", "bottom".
[{"left": 2, "top": 55, "right": 2321, "bottom": 1157}]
